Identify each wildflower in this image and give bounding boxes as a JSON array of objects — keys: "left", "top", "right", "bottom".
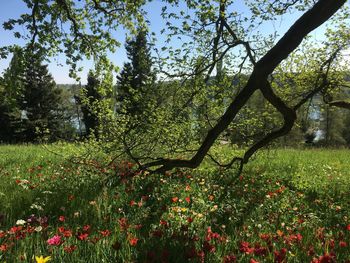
[
  {"left": 259, "top": 233, "right": 271, "bottom": 241},
  {"left": 239, "top": 241, "right": 254, "bottom": 254},
  {"left": 47, "top": 235, "right": 62, "bottom": 246},
  {"left": 100, "top": 229, "right": 111, "bottom": 237},
  {"left": 9, "top": 225, "right": 22, "bottom": 234},
  {"left": 77, "top": 233, "right": 89, "bottom": 241},
  {"left": 16, "top": 219, "right": 26, "bottom": 225},
  {"left": 160, "top": 219, "right": 168, "bottom": 226},
  {"left": 339, "top": 241, "right": 347, "bottom": 247},
  {"left": 250, "top": 259, "right": 260, "bottom": 263},
  {"left": 0, "top": 231, "right": 6, "bottom": 238},
  {"left": 118, "top": 217, "right": 129, "bottom": 231},
  {"left": 203, "top": 241, "right": 215, "bottom": 253},
  {"left": 185, "top": 196, "right": 191, "bottom": 203},
  {"left": 274, "top": 248, "right": 287, "bottom": 263},
  {"left": 58, "top": 227, "right": 72, "bottom": 237},
  {"left": 172, "top": 197, "right": 179, "bottom": 203},
  {"left": 0, "top": 244, "right": 8, "bottom": 252},
  {"left": 35, "top": 256, "right": 51, "bottom": 263},
  {"left": 311, "top": 253, "right": 335, "bottom": 263},
  {"left": 58, "top": 216, "right": 65, "bottom": 222},
  {"left": 276, "top": 230, "right": 284, "bottom": 237},
  {"left": 254, "top": 244, "right": 268, "bottom": 256},
  {"left": 63, "top": 245, "right": 77, "bottom": 253},
  {"left": 83, "top": 225, "right": 91, "bottom": 232},
  {"left": 129, "top": 237, "right": 139, "bottom": 246}
]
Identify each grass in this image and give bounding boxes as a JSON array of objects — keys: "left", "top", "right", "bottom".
[{"left": 0, "top": 145, "right": 349, "bottom": 262}]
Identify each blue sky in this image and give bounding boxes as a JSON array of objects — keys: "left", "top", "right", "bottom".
[{"left": 0, "top": 0, "right": 329, "bottom": 84}]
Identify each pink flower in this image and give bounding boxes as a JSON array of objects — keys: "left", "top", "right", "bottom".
[{"left": 47, "top": 235, "right": 62, "bottom": 246}]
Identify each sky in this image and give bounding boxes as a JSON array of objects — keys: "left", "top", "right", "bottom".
[{"left": 0, "top": 0, "right": 332, "bottom": 84}]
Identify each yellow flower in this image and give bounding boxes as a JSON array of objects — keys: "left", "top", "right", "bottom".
[{"left": 35, "top": 256, "right": 51, "bottom": 263}]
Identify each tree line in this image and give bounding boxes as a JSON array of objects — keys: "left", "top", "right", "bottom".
[{"left": 1, "top": 30, "right": 349, "bottom": 147}]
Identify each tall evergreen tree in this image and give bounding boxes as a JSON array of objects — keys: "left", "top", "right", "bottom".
[
  {"left": 0, "top": 47, "right": 25, "bottom": 142},
  {"left": 80, "top": 71, "right": 102, "bottom": 138},
  {"left": 20, "top": 51, "right": 65, "bottom": 142},
  {"left": 116, "top": 29, "right": 156, "bottom": 116}
]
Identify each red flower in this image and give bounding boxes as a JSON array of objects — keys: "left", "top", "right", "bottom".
[
  {"left": 129, "top": 237, "right": 138, "bottom": 246},
  {"left": 58, "top": 216, "right": 65, "bottom": 222},
  {"left": 185, "top": 196, "right": 191, "bottom": 203},
  {"left": 64, "top": 245, "right": 77, "bottom": 253},
  {"left": 239, "top": 241, "right": 254, "bottom": 254},
  {"left": 77, "top": 233, "right": 89, "bottom": 241},
  {"left": 172, "top": 197, "right": 179, "bottom": 203},
  {"left": 260, "top": 233, "right": 271, "bottom": 241},
  {"left": 160, "top": 220, "right": 168, "bottom": 226},
  {"left": 254, "top": 244, "right": 267, "bottom": 256},
  {"left": 346, "top": 224, "right": 350, "bottom": 231},
  {"left": 339, "top": 241, "right": 347, "bottom": 247},
  {"left": 312, "top": 253, "right": 335, "bottom": 263},
  {"left": 83, "top": 225, "right": 91, "bottom": 232},
  {"left": 250, "top": 259, "right": 260, "bottom": 263},
  {"left": 58, "top": 227, "right": 72, "bottom": 237},
  {"left": 187, "top": 217, "right": 193, "bottom": 223},
  {"left": 203, "top": 241, "right": 216, "bottom": 253},
  {"left": 0, "top": 244, "right": 8, "bottom": 252},
  {"left": 118, "top": 217, "right": 129, "bottom": 231},
  {"left": 100, "top": 229, "right": 111, "bottom": 237},
  {"left": 129, "top": 200, "right": 136, "bottom": 206},
  {"left": 274, "top": 248, "right": 287, "bottom": 263}
]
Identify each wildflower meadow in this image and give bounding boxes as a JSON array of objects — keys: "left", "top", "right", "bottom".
[{"left": 0, "top": 145, "right": 349, "bottom": 262}]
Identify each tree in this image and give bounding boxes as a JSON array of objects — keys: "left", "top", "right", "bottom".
[
  {"left": 20, "top": 50, "right": 68, "bottom": 142},
  {"left": 2, "top": 0, "right": 349, "bottom": 172},
  {"left": 80, "top": 71, "right": 102, "bottom": 138},
  {"left": 116, "top": 29, "right": 156, "bottom": 117},
  {"left": 0, "top": 46, "right": 25, "bottom": 142}
]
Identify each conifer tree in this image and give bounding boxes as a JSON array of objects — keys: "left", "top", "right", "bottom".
[
  {"left": 0, "top": 47, "right": 25, "bottom": 142},
  {"left": 116, "top": 29, "right": 156, "bottom": 117},
  {"left": 80, "top": 71, "right": 102, "bottom": 138},
  {"left": 20, "top": 51, "right": 65, "bottom": 142}
]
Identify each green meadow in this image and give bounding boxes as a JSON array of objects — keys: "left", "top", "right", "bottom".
[{"left": 0, "top": 145, "right": 349, "bottom": 262}]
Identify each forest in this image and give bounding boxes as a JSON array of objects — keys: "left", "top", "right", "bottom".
[{"left": 0, "top": 0, "right": 350, "bottom": 262}]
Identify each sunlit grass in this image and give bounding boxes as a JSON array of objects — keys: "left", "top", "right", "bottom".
[{"left": 0, "top": 145, "right": 349, "bottom": 262}]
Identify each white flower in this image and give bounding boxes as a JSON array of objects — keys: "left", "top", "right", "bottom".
[{"left": 16, "top": 219, "right": 26, "bottom": 225}]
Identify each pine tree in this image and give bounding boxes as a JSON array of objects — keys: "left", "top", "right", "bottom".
[
  {"left": 116, "top": 29, "right": 156, "bottom": 116},
  {"left": 20, "top": 51, "right": 65, "bottom": 142},
  {"left": 0, "top": 47, "right": 25, "bottom": 142},
  {"left": 80, "top": 71, "right": 102, "bottom": 138}
]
